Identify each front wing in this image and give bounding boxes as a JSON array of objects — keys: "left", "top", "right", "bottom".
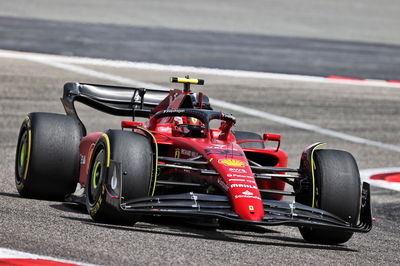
[{"left": 119, "top": 182, "right": 372, "bottom": 233}]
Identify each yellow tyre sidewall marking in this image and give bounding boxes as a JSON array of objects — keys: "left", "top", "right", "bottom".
[
  {"left": 310, "top": 143, "right": 326, "bottom": 208},
  {"left": 23, "top": 129, "right": 32, "bottom": 180},
  {"left": 90, "top": 134, "right": 110, "bottom": 216},
  {"left": 101, "top": 133, "right": 111, "bottom": 167},
  {"left": 90, "top": 185, "right": 106, "bottom": 216}
]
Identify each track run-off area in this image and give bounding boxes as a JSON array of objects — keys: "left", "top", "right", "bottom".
[{"left": 0, "top": 50, "right": 399, "bottom": 265}]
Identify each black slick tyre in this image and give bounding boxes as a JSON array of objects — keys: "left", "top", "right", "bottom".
[
  {"left": 86, "top": 130, "right": 153, "bottom": 225},
  {"left": 233, "top": 131, "right": 265, "bottom": 149},
  {"left": 296, "top": 149, "right": 361, "bottom": 244},
  {"left": 15, "top": 112, "right": 82, "bottom": 200}
]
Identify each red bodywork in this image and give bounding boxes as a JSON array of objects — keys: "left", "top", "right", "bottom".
[{"left": 78, "top": 89, "right": 288, "bottom": 222}]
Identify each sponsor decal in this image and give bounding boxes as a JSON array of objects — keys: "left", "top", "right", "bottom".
[
  {"left": 242, "top": 190, "right": 254, "bottom": 195},
  {"left": 228, "top": 178, "right": 256, "bottom": 184},
  {"left": 227, "top": 173, "right": 253, "bottom": 178},
  {"left": 157, "top": 126, "right": 171, "bottom": 133},
  {"left": 230, "top": 184, "right": 258, "bottom": 189},
  {"left": 80, "top": 154, "right": 86, "bottom": 165},
  {"left": 218, "top": 159, "right": 246, "bottom": 167},
  {"left": 217, "top": 178, "right": 229, "bottom": 191},
  {"left": 174, "top": 148, "right": 181, "bottom": 158},
  {"left": 164, "top": 109, "right": 185, "bottom": 114},
  {"left": 209, "top": 144, "right": 240, "bottom": 150},
  {"left": 181, "top": 149, "right": 199, "bottom": 157},
  {"left": 234, "top": 195, "right": 261, "bottom": 200},
  {"left": 175, "top": 148, "right": 199, "bottom": 158},
  {"left": 228, "top": 178, "right": 246, "bottom": 182},
  {"left": 204, "top": 149, "right": 244, "bottom": 156},
  {"left": 228, "top": 168, "right": 247, "bottom": 173}
]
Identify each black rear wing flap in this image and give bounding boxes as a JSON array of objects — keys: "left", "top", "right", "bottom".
[{"left": 61, "top": 82, "right": 169, "bottom": 135}]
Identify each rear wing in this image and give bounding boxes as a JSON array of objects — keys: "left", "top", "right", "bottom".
[{"left": 61, "top": 82, "right": 169, "bottom": 135}]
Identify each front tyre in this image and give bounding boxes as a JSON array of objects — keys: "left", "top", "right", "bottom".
[
  {"left": 15, "top": 112, "right": 82, "bottom": 200},
  {"left": 296, "top": 149, "right": 361, "bottom": 244},
  {"left": 86, "top": 130, "right": 153, "bottom": 225}
]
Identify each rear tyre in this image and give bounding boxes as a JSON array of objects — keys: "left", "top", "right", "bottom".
[
  {"left": 296, "top": 149, "right": 361, "bottom": 244},
  {"left": 15, "top": 112, "right": 82, "bottom": 200},
  {"left": 86, "top": 130, "right": 153, "bottom": 225},
  {"left": 233, "top": 131, "right": 265, "bottom": 149}
]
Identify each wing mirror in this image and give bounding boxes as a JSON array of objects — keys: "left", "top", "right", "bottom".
[{"left": 263, "top": 133, "right": 281, "bottom": 151}]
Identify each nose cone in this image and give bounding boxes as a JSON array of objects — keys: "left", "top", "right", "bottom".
[
  {"left": 205, "top": 148, "right": 265, "bottom": 221},
  {"left": 231, "top": 190, "right": 264, "bottom": 221}
]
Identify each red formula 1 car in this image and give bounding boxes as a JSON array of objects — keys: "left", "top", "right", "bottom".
[{"left": 15, "top": 77, "right": 371, "bottom": 244}]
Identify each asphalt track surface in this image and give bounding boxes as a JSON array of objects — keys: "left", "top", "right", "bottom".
[
  {"left": 0, "top": 2, "right": 400, "bottom": 265},
  {"left": 1, "top": 16, "right": 400, "bottom": 80},
  {"left": 1, "top": 0, "right": 400, "bottom": 45},
  {"left": 0, "top": 52, "right": 400, "bottom": 265}
]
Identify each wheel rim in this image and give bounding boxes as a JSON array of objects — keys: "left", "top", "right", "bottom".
[
  {"left": 16, "top": 129, "right": 31, "bottom": 183},
  {"left": 88, "top": 148, "right": 105, "bottom": 205},
  {"left": 92, "top": 161, "right": 102, "bottom": 189}
]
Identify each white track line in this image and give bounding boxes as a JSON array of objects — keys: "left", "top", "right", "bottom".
[
  {"left": 1, "top": 49, "right": 400, "bottom": 153},
  {"left": 1, "top": 49, "right": 400, "bottom": 88},
  {"left": 210, "top": 99, "right": 400, "bottom": 152}
]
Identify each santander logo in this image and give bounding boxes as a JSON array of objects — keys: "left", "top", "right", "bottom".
[{"left": 242, "top": 190, "right": 253, "bottom": 196}]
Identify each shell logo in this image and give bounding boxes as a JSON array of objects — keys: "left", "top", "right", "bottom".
[{"left": 218, "top": 159, "right": 246, "bottom": 167}]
